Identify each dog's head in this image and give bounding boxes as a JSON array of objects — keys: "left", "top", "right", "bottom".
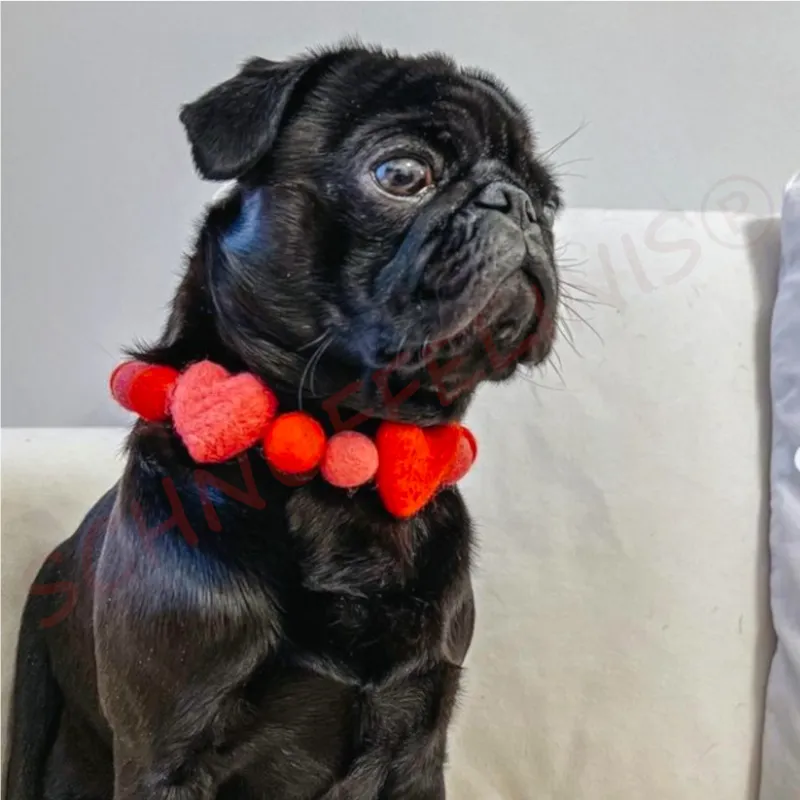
[{"left": 178, "top": 46, "right": 560, "bottom": 423}]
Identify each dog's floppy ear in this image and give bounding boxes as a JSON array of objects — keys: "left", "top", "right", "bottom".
[{"left": 179, "top": 56, "right": 313, "bottom": 181}]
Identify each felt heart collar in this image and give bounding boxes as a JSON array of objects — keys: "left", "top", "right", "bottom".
[{"left": 110, "top": 360, "right": 476, "bottom": 519}]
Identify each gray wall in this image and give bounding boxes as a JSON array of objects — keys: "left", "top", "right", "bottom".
[{"left": 3, "top": 2, "right": 799, "bottom": 426}]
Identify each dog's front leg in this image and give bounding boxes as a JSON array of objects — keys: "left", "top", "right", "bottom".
[
  {"left": 111, "top": 740, "right": 217, "bottom": 800},
  {"left": 98, "top": 636, "right": 272, "bottom": 799},
  {"left": 380, "top": 733, "right": 448, "bottom": 800},
  {"left": 317, "top": 740, "right": 446, "bottom": 800},
  {"left": 94, "top": 523, "right": 279, "bottom": 799}
]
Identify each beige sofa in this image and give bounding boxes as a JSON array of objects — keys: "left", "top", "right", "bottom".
[{"left": 1, "top": 206, "right": 784, "bottom": 798}]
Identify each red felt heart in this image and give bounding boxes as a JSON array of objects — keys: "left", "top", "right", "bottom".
[
  {"left": 170, "top": 361, "right": 278, "bottom": 463},
  {"left": 376, "top": 422, "right": 463, "bottom": 518}
]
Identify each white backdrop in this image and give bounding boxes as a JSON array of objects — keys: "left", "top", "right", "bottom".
[{"left": 2, "top": 2, "right": 799, "bottom": 425}]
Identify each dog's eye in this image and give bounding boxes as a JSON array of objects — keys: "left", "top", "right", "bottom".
[{"left": 373, "top": 158, "right": 433, "bottom": 197}]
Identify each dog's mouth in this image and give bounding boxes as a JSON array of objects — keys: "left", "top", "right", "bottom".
[
  {"left": 377, "top": 260, "right": 557, "bottom": 392},
  {"left": 441, "top": 264, "right": 549, "bottom": 340}
]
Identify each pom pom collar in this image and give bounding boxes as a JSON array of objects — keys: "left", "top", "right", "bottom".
[{"left": 110, "top": 359, "right": 476, "bottom": 518}]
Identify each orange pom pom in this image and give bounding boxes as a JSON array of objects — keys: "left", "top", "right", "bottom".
[
  {"left": 321, "top": 432, "right": 379, "bottom": 488},
  {"left": 264, "top": 412, "right": 327, "bottom": 475},
  {"left": 110, "top": 361, "right": 180, "bottom": 422}
]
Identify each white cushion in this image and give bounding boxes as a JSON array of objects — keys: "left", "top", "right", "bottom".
[
  {"left": 1, "top": 206, "right": 781, "bottom": 797},
  {"left": 759, "top": 172, "right": 800, "bottom": 799}
]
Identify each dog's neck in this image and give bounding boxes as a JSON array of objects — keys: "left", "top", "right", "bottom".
[{"left": 129, "top": 241, "right": 473, "bottom": 432}]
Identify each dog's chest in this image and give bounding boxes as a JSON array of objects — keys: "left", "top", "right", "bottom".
[
  {"left": 283, "top": 493, "right": 472, "bottom": 681},
  {"left": 290, "top": 583, "right": 441, "bottom": 679}
]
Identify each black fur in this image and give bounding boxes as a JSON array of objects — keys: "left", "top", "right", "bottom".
[{"left": 5, "top": 44, "right": 560, "bottom": 799}]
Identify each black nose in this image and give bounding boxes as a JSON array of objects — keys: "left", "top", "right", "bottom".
[{"left": 475, "top": 182, "right": 537, "bottom": 228}]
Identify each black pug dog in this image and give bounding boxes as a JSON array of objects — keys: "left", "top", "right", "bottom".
[{"left": 5, "top": 45, "right": 560, "bottom": 800}]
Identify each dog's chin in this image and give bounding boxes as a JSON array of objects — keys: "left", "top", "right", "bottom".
[{"left": 384, "top": 267, "right": 556, "bottom": 400}]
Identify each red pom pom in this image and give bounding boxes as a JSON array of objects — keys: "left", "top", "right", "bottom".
[
  {"left": 170, "top": 361, "right": 278, "bottom": 463},
  {"left": 441, "top": 427, "right": 477, "bottom": 485},
  {"left": 321, "top": 432, "right": 379, "bottom": 488},
  {"left": 264, "top": 412, "right": 327, "bottom": 475},
  {"left": 110, "top": 361, "right": 180, "bottom": 421}
]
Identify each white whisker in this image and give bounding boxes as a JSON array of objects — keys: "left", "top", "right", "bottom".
[
  {"left": 540, "top": 120, "right": 590, "bottom": 161},
  {"left": 298, "top": 334, "right": 333, "bottom": 407}
]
